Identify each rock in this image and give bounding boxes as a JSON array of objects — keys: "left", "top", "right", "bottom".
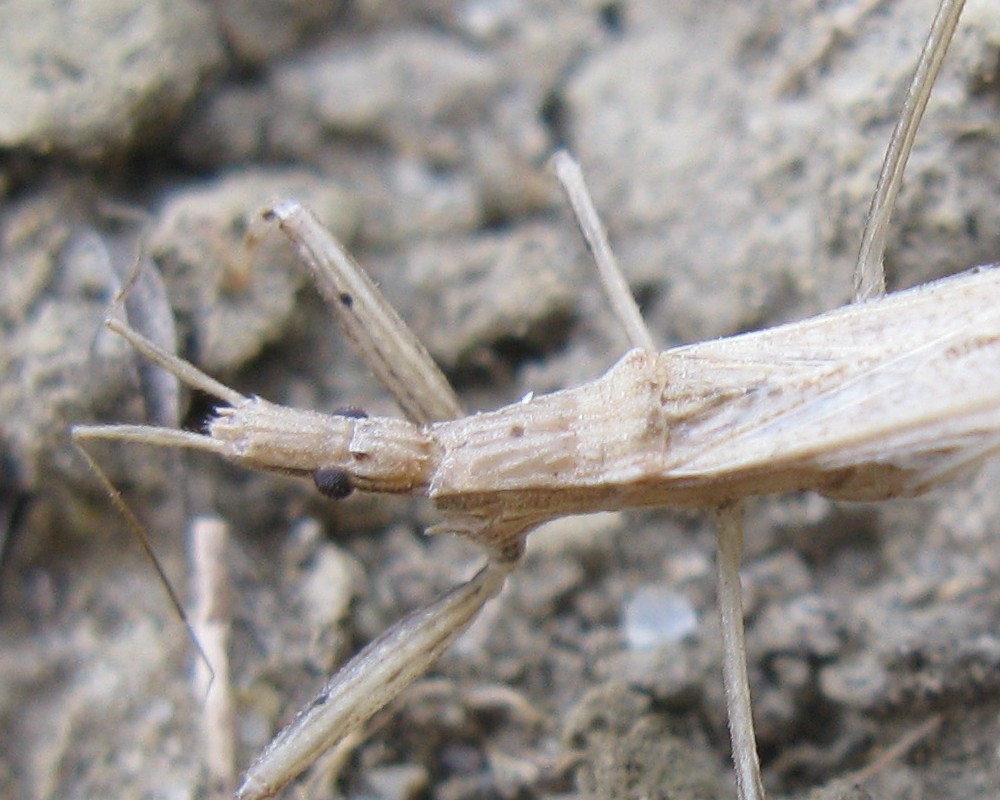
[{"left": 0, "top": 0, "right": 223, "bottom": 161}]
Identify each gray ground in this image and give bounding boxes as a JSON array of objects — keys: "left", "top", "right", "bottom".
[{"left": 1, "top": 1, "right": 1000, "bottom": 799}]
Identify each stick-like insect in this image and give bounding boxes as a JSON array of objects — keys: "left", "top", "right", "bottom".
[{"left": 73, "top": 1, "right": 990, "bottom": 798}]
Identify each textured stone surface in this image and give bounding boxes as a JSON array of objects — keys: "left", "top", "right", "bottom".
[{"left": 0, "top": 0, "right": 223, "bottom": 160}]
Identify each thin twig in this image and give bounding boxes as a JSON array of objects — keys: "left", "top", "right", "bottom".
[{"left": 190, "top": 515, "right": 237, "bottom": 797}]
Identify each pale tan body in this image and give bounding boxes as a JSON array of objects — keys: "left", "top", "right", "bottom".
[
  {"left": 72, "top": 1, "right": 984, "bottom": 797},
  {"left": 77, "top": 232, "right": 999, "bottom": 800},
  {"left": 434, "top": 267, "right": 1000, "bottom": 509},
  {"left": 79, "top": 250, "right": 998, "bottom": 800},
  {"left": 216, "top": 264, "right": 1000, "bottom": 556}
]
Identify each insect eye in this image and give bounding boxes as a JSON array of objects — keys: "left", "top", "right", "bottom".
[{"left": 313, "top": 468, "right": 354, "bottom": 499}]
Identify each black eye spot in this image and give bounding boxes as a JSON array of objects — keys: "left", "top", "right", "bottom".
[
  {"left": 313, "top": 469, "right": 353, "bottom": 499},
  {"left": 338, "top": 292, "right": 353, "bottom": 308}
]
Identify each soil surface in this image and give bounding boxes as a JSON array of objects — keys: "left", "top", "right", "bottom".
[{"left": 2, "top": 1, "right": 999, "bottom": 799}]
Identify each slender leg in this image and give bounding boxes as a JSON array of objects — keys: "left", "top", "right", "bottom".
[
  {"left": 715, "top": 502, "right": 765, "bottom": 800},
  {"left": 235, "top": 557, "right": 516, "bottom": 800},
  {"left": 853, "top": 0, "right": 965, "bottom": 302},
  {"left": 551, "top": 151, "right": 656, "bottom": 352},
  {"left": 265, "top": 200, "right": 463, "bottom": 425}
]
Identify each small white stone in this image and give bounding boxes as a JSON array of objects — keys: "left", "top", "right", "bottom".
[{"left": 623, "top": 585, "right": 698, "bottom": 650}]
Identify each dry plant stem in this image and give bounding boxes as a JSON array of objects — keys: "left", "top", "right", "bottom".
[
  {"left": 263, "top": 200, "right": 462, "bottom": 425},
  {"left": 190, "top": 516, "right": 237, "bottom": 797},
  {"left": 715, "top": 503, "right": 764, "bottom": 800},
  {"left": 552, "top": 151, "right": 655, "bottom": 351},
  {"left": 853, "top": 0, "right": 966, "bottom": 301},
  {"left": 235, "top": 559, "right": 515, "bottom": 800}
]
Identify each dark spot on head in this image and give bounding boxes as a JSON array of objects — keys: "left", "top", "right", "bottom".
[
  {"left": 510, "top": 424, "right": 525, "bottom": 438},
  {"left": 333, "top": 405, "right": 368, "bottom": 419},
  {"left": 339, "top": 292, "right": 353, "bottom": 308},
  {"left": 313, "top": 469, "right": 353, "bottom": 500}
]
